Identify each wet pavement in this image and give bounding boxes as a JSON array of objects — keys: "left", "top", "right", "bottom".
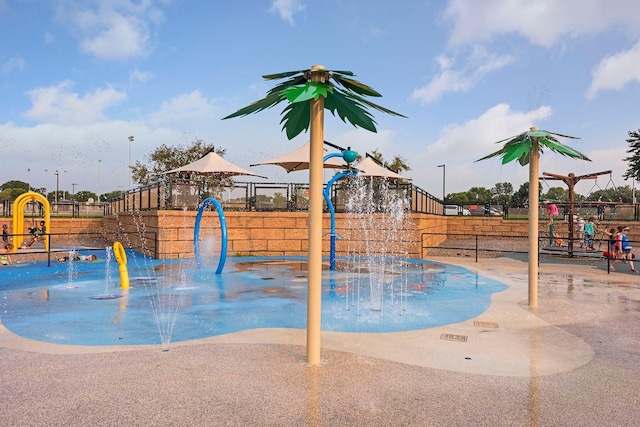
[{"left": 1, "top": 256, "right": 639, "bottom": 426}]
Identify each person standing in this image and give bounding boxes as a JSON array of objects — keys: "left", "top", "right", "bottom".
[
  {"left": 620, "top": 227, "right": 637, "bottom": 272},
  {"left": 584, "top": 216, "right": 596, "bottom": 251},
  {"left": 2, "top": 224, "right": 9, "bottom": 249},
  {"left": 575, "top": 216, "right": 585, "bottom": 248}
]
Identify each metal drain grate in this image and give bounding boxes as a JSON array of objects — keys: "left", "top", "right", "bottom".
[
  {"left": 473, "top": 321, "right": 499, "bottom": 328},
  {"left": 440, "top": 333, "right": 468, "bottom": 342}
]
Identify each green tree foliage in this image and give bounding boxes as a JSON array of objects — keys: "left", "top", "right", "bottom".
[
  {"left": 74, "top": 190, "right": 99, "bottom": 202},
  {"left": 101, "top": 190, "right": 125, "bottom": 202},
  {"left": 466, "top": 187, "right": 492, "bottom": 202},
  {"left": 445, "top": 192, "right": 469, "bottom": 204},
  {"left": 131, "top": 139, "right": 224, "bottom": 185},
  {"left": 131, "top": 138, "right": 232, "bottom": 198},
  {"left": 47, "top": 191, "right": 71, "bottom": 202},
  {"left": 587, "top": 185, "right": 629, "bottom": 203},
  {"left": 622, "top": 128, "right": 640, "bottom": 182},
  {"left": 0, "top": 188, "right": 27, "bottom": 201},
  {"left": 542, "top": 186, "right": 567, "bottom": 201},
  {"left": 491, "top": 182, "right": 513, "bottom": 205},
  {"left": 0, "top": 180, "right": 30, "bottom": 201},
  {"left": 511, "top": 182, "right": 530, "bottom": 207},
  {"left": 0, "top": 180, "right": 29, "bottom": 191}
]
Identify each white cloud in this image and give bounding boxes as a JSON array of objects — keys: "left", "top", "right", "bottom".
[
  {"left": 129, "top": 67, "right": 154, "bottom": 85},
  {"left": 269, "top": 0, "right": 305, "bottom": 25},
  {"left": 23, "top": 81, "right": 127, "bottom": 125},
  {"left": 1, "top": 56, "right": 25, "bottom": 73},
  {"left": 411, "top": 46, "right": 514, "bottom": 104},
  {"left": 54, "top": 0, "right": 165, "bottom": 60},
  {"left": 586, "top": 40, "right": 640, "bottom": 99},
  {"left": 443, "top": 0, "right": 640, "bottom": 47},
  {"left": 146, "top": 91, "right": 221, "bottom": 126}
]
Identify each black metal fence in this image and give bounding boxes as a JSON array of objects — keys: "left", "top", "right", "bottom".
[{"left": 105, "top": 179, "right": 445, "bottom": 215}]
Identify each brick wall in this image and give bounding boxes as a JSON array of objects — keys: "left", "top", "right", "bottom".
[
  {"left": 39, "top": 213, "right": 637, "bottom": 260},
  {"left": 99, "top": 210, "right": 450, "bottom": 259}
]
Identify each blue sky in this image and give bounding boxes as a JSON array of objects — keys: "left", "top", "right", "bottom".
[{"left": 1, "top": 0, "right": 640, "bottom": 199}]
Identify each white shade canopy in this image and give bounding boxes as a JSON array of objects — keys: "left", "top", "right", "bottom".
[
  {"left": 353, "top": 156, "right": 411, "bottom": 180},
  {"left": 251, "top": 141, "right": 350, "bottom": 173},
  {"left": 164, "top": 150, "right": 267, "bottom": 179}
]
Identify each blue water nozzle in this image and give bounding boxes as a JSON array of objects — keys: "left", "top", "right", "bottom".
[{"left": 343, "top": 148, "right": 357, "bottom": 164}]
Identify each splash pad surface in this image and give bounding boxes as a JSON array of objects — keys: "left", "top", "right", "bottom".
[{"left": 0, "top": 251, "right": 507, "bottom": 346}]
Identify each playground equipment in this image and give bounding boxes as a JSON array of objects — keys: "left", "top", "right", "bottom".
[
  {"left": 113, "top": 241, "right": 130, "bottom": 289},
  {"left": 540, "top": 170, "right": 617, "bottom": 256},
  {"left": 11, "top": 191, "right": 51, "bottom": 253},
  {"left": 194, "top": 197, "right": 228, "bottom": 274},
  {"left": 322, "top": 148, "right": 358, "bottom": 270}
]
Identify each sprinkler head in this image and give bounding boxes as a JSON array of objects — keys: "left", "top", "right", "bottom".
[{"left": 342, "top": 149, "right": 357, "bottom": 164}]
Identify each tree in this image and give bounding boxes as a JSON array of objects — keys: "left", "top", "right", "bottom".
[
  {"left": 587, "top": 185, "right": 628, "bottom": 203},
  {"left": 362, "top": 148, "right": 411, "bottom": 184},
  {"left": 543, "top": 186, "right": 567, "bottom": 201},
  {"left": 131, "top": 139, "right": 227, "bottom": 186},
  {"left": 368, "top": 149, "right": 411, "bottom": 175},
  {"left": 0, "top": 180, "right": 29, "bottom": 191},
  {"left": 223, "top": 65, "right": 404, "bottom": 366},
  {"left": 102, "top": 190, "right": 125, "bottom": 202},
  {"left": 622, "top": 128, "right": 640, "bottom": 182},
  {"left": 446, "top": 191, "right": 469, "bottom": 204},
  {"left": 0, "top": 188, "right": 27, "bottom": 201},
  {"left": 131, "top": 138, "right": 233, "bottom": 198},
  {"left": 74, "top": 190, "right": 98, "bottom": 202},
  {"left": 491, "top": 182, "right": 513, "bottom": 205},
  {"left": 467, "top": 186, "right": 492, "bottom": 202},
  {"left": 477, "top": 126, "right": 590, "bottom": 308},
  {"left": 511, "top": 182, "right": 530, "bottom": 207}
]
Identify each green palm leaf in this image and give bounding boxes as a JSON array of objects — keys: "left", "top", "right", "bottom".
[
  {"left": 328, "top": 70, "right": 355, "bottom": 76},
  {"left": 263, "top": 70, "right": 306, "bottom": 80},
  {"left": 332, "top": 74, "right": 382, "bottom": 97},
  {"left": 544, "top": 130, "right": 580, "bottom": 140},
  {"left": 222, "top": 92, "right": 284, "bottom": 120},
  {"left": 541, "top": 139, "right": 591, "bottom": 161},
  {"left": 280, "top": 102, "right": 310, "bottom": 139},
  {"left": 501, "top": 142, "right": 531, "bottom": 164},
  {"left": 325, "top": 90, "right": 377, "bottom": 132},
  {"left": 266, "top": 76, "right": 308, "bottom": 96},
  {"left": 282, "top": 82, "right": 332, "bottom": 103},
  {"left": 347, "top": 91, "right": 407, "bottom": 118}
]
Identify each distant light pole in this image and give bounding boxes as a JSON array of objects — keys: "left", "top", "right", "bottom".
[
  {"left": 97, "top": 159, "right": 102, "bottom": 202},
  {"left": 437, "top": 164, "right": 446, "bottom": 214},
  {"left": 54, "top": 170, "right": 60, "bottom": 214},
  {"left": 72, "top": 183, "right": 78, "bottom": 218},
  {"left": 27, "top": 168, "right": 31, "bottom": 191},
  {"left": 128, "top": 136, "right": 135, "bottom": 190}
]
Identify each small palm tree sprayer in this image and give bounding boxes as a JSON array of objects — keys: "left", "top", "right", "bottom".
[{"left": 477, "top": 127, "right": 590, "bottom": 307}]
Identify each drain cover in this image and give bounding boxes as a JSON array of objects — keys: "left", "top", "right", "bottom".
[
  {"left": 474, "top": 321, "right": 499, "bottom": 328},
  {"left": 440, "top": 333, "right": 468, "bottom": 342}
]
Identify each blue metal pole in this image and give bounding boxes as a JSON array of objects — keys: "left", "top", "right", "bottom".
[
  {"left": 322, "top": 154, "right": 358, "bottom": 270},
  {"left": 194, "top": 197, "right": 228, "bottom": 274}
]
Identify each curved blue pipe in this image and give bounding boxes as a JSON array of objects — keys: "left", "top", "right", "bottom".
[
  {"left": 194, "top": 197, "right": 228, "bottom": 274},
  {"left": 323, "top": 153, "right": 358, "bottom": 270}
]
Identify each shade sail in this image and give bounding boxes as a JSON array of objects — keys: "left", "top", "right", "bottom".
[
  {"left": 353, "top": 156, "right": 411, "bottom": 180},
  {"left": 164, "top": 150, "right": 267, "bottom": 179},
  {"left": 250, "top": 141, "right": 350, "bottom": 173}
]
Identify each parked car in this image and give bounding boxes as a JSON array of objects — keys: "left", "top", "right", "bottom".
[{"left": 444, "top": 205, "right": 471, "bottom": 216}]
